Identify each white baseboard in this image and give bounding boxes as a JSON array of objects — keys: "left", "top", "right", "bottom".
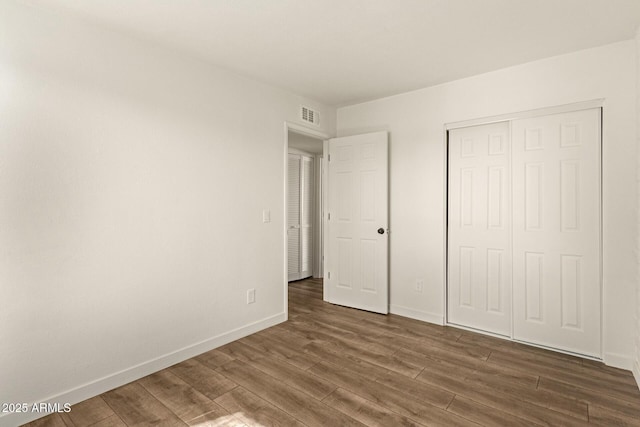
[
  {"left": 633, "top": 358, "right": 640, "bottom": 391},
  {"left": 0, "top": 312, "right": 286, "bottom": 427},
  {"left": 390, "top": 304, "right": 444, "bottom": 325},
  {"left": 603, "top": 352, "right": 634, "bottom": 370}
]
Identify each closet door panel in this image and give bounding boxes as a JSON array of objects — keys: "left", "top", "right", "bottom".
[
  {"left": 512, "top": 108, "right": 601, "bottom": 357},
  {"left": 448, "top": 121, "right": 511, "bottom": 336}
]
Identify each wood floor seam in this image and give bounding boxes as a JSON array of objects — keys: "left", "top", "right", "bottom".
[
  {"left": 95, "top": 393, "right": 128, "bottom": 427},
  {"left": 445, "top": 394, "right": 456, "bottom": 410}
]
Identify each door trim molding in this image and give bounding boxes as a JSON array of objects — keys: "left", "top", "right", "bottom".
[
  {"left": 445, "top": 99, "right": 604, "bottom": 131},
  {"left": 322, "top": 139, "right": 330, "bottom": 301}
]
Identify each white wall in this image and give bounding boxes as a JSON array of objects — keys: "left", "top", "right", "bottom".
[
  {"left": 288, "top": 132, "right": 324, "bottom": 154},
  {"left": 0, "top": 2, "right": 335, "bottom": 425},
  {"left": 337, "top": 40, "right": 637, "bottom": 369}
]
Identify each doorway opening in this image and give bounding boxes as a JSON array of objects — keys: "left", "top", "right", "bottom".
[
  {"left": 287, "top": 130, "right": 324, "bottom": 281},
  {"left": 284, "top": 123, "right": 328, "bottom": 313},
  {"left": 284, "top": 125, "right": 390, "bottom": 316}
]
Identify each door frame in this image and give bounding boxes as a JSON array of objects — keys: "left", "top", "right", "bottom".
[
  {"left": 283, "top": 122, "right": 330, "bottom": 318},
  {"left": 443, "top": 98, "right": 604, "bottom": 358}
]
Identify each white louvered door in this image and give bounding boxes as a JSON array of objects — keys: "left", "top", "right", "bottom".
[
  {"left": 448, "top": 122, "right": 512, "bottom": 336},
  {"left": 288, "top": 154, "right": 301, "bottom": 281},
  {"left": 288, "top": 153, "right": 314, "bottom": 282}
]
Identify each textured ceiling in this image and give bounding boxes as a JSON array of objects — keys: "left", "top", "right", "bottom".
[{"left": 26, "top": 0, "right": 640, "bottom": 106}]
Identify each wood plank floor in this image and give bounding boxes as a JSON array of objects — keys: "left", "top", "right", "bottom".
[{"left": 25, "top": 278, "right": 640, "bottom": 426}]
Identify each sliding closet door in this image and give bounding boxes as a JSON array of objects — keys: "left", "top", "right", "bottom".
[
  {"left": 288, "top": 153, "right": 314, "bottom": 282},
  {"left": 448, "top": 121, "right": 512, "bottom": 336},
  {"left": 512, "top": 108, "right": 601, "bottom": 357}
]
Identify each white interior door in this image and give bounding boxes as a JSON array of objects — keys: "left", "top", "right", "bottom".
[
  {"left": 512, "top": 108, "right": 601, "bottom": 357},
  {"left": 288, "top": 153, "right": 314, "bottom": 282},
  {"left": 325, "top": 131, "right": 388, "bottom": 314},
  {"left": 300, "top": 155, "right": 314, "bottom": 279},
  {"left": 448, "top": 122, "right": 512, "bottom": 336}
]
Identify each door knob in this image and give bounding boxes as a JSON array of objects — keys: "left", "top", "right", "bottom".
[{"left": 377, "top": 228, "right": 385, "bottom": 234}]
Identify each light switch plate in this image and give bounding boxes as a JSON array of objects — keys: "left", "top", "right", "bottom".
[{"left": 262, "top": 209, "right": 271, "bottom": 223}]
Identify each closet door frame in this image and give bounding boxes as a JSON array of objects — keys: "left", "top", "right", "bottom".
[{"left": 443, "top": 99, "right": 604, "bottom": 359}]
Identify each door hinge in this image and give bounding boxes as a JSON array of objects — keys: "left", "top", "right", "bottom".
[
  {"left": 328, "top": 272, "right": 331, "bottom": 279},
  {"left": 328, "top": 154, "right": 331, "bottom": 162},
  {"left": 328, "top": 212, "right": 331, "bottom": 220}
]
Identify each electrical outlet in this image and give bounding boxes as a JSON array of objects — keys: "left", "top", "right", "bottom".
[
  {"left": 247, "top": 288, "right": 256, "bottom": 304},
  {"left": 415, "top": 279, "right": 424, "bottom": 293}
]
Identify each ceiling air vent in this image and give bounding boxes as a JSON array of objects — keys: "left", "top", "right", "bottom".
[{"left": 300, "top": 105, "right": 320, "bottom": 126}]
